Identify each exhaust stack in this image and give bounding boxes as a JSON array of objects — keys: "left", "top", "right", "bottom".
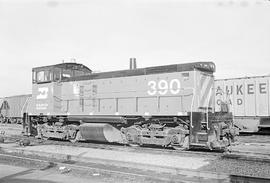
[{"left": 129, "top": 58, "right": 137, "bottom": 70}]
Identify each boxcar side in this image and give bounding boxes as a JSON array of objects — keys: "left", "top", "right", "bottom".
[
  {"left": 0, "top": 94, "right": 32, "bottom": 123},
  {"left": 215, "top": 76, "right": 270, "bottom": 132}
]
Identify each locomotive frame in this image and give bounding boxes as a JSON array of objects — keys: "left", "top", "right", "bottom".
[{"left": 24, "top": 61, "right": 237, "bottom": 150}]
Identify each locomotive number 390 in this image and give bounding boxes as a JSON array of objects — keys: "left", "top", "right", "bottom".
[{"left": 147, "top": 79, "right": 181, "bottom": 96}]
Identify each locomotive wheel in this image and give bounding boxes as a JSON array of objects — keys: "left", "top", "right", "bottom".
[
  {"left": 70, "top": 131, "right": 82, "bottom": 143},
  {"left": 41, "top": 136, "right": 49, "bottom": 140},
  {"left": 170, "top": 135, "right": 185, "bottom": 150},
  {"left": 36, "top": 125, "right": 49, "bottom": 140},
  {"left": 172, "top": 136, "right": 189, "bottom": 150},
  {"left": 124, "top": 126, "right": 140, "bottom": 145}
]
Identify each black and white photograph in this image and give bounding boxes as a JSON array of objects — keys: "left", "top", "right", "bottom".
[{"left": 0, "top": 0, "right": 270, "bottom": 182}]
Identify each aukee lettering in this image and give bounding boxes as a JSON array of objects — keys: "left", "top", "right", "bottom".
[
  {"left": 216, "top": 82, "right": 268, "bottom": 106},
  {"left": 216, "top": 83, "right": 267, "bottom": 96}
]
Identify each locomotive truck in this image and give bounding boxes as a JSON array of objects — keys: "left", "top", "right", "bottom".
[{"left": 24, "top": 61, "right": 237, "bottom": 150}]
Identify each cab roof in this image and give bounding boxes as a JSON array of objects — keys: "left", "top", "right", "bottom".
[{"left": 32, "top": 62, "right": 92, "bottom": 73}]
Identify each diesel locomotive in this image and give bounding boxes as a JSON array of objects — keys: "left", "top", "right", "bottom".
[{"left": 25, "top": 60, "right": 237, "bottom": 150}]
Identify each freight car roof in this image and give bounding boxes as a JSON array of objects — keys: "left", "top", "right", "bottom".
[
  {"left": 64, "top": 61, "right": 215, "bottom": 82},
  {"left": 3, "top": 94, "right": 32, "bottom": 99},
  {"left": 215, "top": 75, "right": 270, "bottom": 81}
]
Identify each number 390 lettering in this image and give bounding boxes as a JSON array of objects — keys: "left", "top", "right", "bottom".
[{"left": 147, "top": 79, "right": 181, "bottom": 95}]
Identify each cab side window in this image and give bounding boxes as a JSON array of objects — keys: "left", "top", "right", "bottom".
[
  {"left": 62, "top": 69, "right": 72, "bottom": 80},
  {"left": 32, "top": 71, "right": 36, "bottom": 83},
  {"left": 74, "top": 70, "right": 85, "bottom": 77},
  {"left": 53, "top": 68, "right": 61, "bottom": 82}
]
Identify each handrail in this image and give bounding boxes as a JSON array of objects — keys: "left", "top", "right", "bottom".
[
  {"left": 20, "top": 96, "right": 31, "bottom": 117},
  {"left": 190, "top": 68, "right": 196, "bottom": 128},
  {"left": 206, "top": 85, "right": 212, "bottom": 130}
]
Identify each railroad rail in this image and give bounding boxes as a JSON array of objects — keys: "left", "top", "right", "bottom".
[
  {"left": 4, "top": 134, "right": 222, "bottom": 158},
  {"left": 2, "top": 124, "right": 270, "bottom": 160},
  {"left": 3, "top": 130, "right": 270, "bottom": 159}
]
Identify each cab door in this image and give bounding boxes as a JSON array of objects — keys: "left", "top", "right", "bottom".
[
  {"left": 52, "top": 67, "right": 62, "bottom": 114},
  {"left": 52, "top": 82, "right": 62, "bottom": 114}
]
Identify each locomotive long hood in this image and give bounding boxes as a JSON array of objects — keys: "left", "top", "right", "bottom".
[{"left": 64, "top": 62, "right": 216, "bottom": 82}]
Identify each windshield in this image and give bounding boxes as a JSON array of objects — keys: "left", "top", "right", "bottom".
[{"left": 33, "top": 70, "right": 52, "bottom": 83}]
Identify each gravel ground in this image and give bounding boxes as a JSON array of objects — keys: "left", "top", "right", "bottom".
[
  {"left": 237, "top": 135, "right": 270, "bottom": 144},
  {"left": 199, "top": 157, "right": 270, "bottom": 178},
  {"left": 0, "top": 152, "right": 174, "bottom": 183},
  {"left": 1, "top": 147, "right": 270, "bottom": 182}
]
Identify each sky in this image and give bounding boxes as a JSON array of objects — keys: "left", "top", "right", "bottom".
[{"left": 0, "top": 0, "right": 269, "bottom": 97}]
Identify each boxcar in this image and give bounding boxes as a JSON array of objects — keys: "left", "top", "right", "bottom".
[
  {"left": 25, "top": 61, "right": 236, "bottom": 150},
  {"left": 215, "top": 76, "right": 270, "bottom": 132},
  {"left": 0, "top": 94, "right": 32, "bottom": 123}
]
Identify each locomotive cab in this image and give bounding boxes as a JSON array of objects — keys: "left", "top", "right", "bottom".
[
  {"left": 32, "top": 62, "right": 92, "bottom": 84},
  {"left": 29, "top": 63, "right": 92, "bottom": 116}
]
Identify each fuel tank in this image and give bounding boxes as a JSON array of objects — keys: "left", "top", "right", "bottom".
[{"left": 79, "top": 123, "right": 124, "bottom": 143}]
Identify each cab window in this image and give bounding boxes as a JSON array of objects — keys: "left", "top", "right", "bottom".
[
  {"left": 53, "top": 68, "right": 61, "bottom": 81},
  {"left": 32, "top": 71, "right": 36, "bottom": 83},
  {"left": 62, "top": 69, "right": 72, "bottom": 80},
  {"left": 36, "top": 70, "right": 51, "bottom": 83},
  {"left": 74, "top": 70, "right": 86, "bottom": 77}
]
